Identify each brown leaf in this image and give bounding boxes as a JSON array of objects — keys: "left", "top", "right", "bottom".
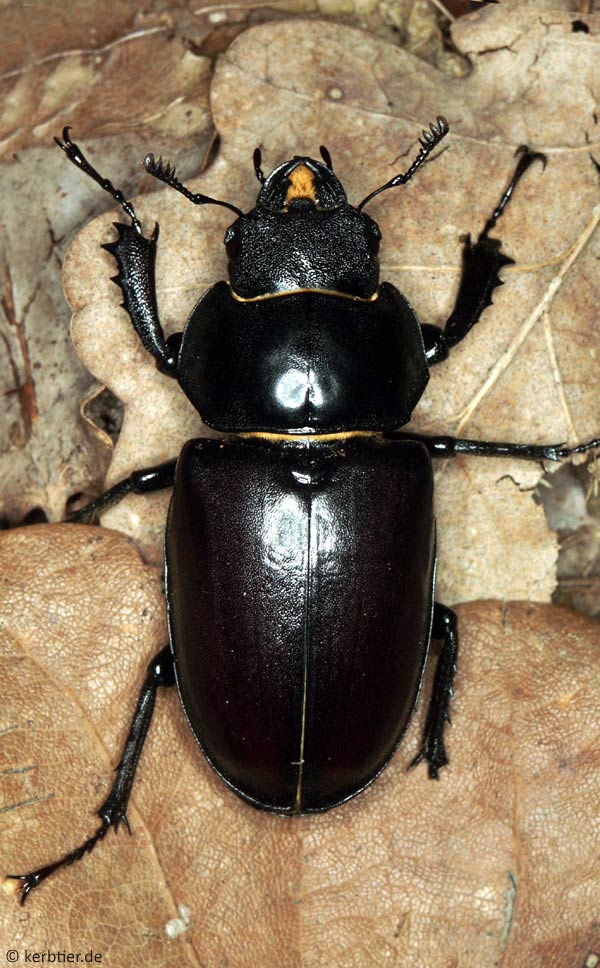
[
  {"left": 1, "top": 525, "right": 599, "bottom": 965},
  {"left": 63, "top": 8, "right": 600, "bottom": 601}
]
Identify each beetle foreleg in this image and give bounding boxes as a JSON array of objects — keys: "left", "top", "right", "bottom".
[
  {"left": 68, "top": 458, "right": 177, "bottom": 523},
  {"left": 386, "top": 432, "right": 600, "bottom": 463},
  {"left": 55, "top": 128, "right": 179, "bottom": 376},
  {"left": 8, "top": 646, "right": 175, "bottom": 903},
  {"left": 102, "top": 222, "right": 180, "bottom": 376},
  {"left": 422, "top": 147, "right": 546, "bottom": 365},
  {"left": 55, "top": 127, "right": 142, "bottom": 233},
  {"left": 409, "top": 604, "right": 458, "bottom": 780}
]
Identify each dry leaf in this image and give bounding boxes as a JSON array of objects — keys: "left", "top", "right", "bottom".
[
  {"left": 0, "top": 0, "right": 439, "bottom": 157},
  {"left": 62, "top": 7, "right": 600, "bottom": 604},
  {"left": 1, "top": 525, "right": 599, "bottom": 966}
]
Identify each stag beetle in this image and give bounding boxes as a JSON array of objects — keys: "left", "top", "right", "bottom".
[{"left": 9, "top": 119, "right": 600, "bottom": 902}]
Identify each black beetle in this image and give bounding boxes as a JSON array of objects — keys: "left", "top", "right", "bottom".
[{"left": 9, "top": 119, "right": 600, "bottom": 902}]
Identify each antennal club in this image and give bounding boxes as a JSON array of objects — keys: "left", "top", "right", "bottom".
[
  {"left": 144, "top": 154, "right": 244, "bottom": 217},
  {"left": 357, "top": 116, "right": 449, "bottom": 212}
]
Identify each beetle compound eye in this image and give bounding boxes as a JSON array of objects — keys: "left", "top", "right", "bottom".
[
  {"left": 367, "top": 233, "right": 380, "bottom": 256},
  {"left": 366, "top": 222, "right": 382, "bottom": 256},
  {"left": 224, "top": 225, "right": 240, "bottom": 259}
]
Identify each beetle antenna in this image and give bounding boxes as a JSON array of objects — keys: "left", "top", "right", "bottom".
[
  {"left": 356, "top": 116, "right": 449, "bottom": 212},
  {"left": 319, "top": 145, "right": 333, "bottom": 170},
  {"left": 253, "top": 147, "right": 266, "bottom": 184},
  {"left": 144, "top": 154, "right": 244, "bottom": 217}
]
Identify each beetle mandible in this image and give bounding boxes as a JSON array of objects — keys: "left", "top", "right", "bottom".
[{"left": 9, "top": 118, "right": 600, "bottom": 902}]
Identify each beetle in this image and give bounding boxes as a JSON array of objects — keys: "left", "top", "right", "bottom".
[{"left": 9, "top": 118, "right": 600, "bottom": 902}]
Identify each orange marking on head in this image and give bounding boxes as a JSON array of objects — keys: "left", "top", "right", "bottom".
[{"left": 285, "top": 164, "right": 317, "bottom": 204}]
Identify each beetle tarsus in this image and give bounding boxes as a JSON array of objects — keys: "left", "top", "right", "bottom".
[
  {"left": 407, "top": 741, "right": 447, "bottom": 780},
  {"left": 55, "top": 127, "right": 142, "bottom": 234},
  {"left": 479, "top": 145, "right": 547, "bottom": 241},
  {"left": 8, "top": 816, "right": 113, "bottom": 905},
  {"left": 552, "top": 438, "right": 600, "bottom": 460}
]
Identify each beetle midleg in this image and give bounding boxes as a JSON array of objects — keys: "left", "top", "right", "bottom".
[
  {"left": 421, "top": 147, "right": 546, "bottom": 366},
  {"left": 385, "top": 431, "right": 600, "bottom": 464},
  {"left": 8, "top": 646, "right": 175, "bottom": 904},
  {"left": 409, "top": 603, "right": 458, "bottom": 780},
  {"left": 68, "top": 458, "right": 177, "bottom": 523}
]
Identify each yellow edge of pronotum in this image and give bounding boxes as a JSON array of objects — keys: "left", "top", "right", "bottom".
[
  {"left": 238, "top": 430, "right": 380, "bottom": 442},
  {"left": 230, "top": 285, "right": 380, "bottom": 303}
]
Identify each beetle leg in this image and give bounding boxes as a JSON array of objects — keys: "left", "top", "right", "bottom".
[
  {"left": 8, "top": 646, "right": 175, "bottom": 904},
  {"left": 68, "top": 458, "right": 177, "bottom": 523},
  {"left": 422, "top": 147, "right": 546, "bottom": 365},
  {"left": 385, "top": 432, "right": 600, "bottom": 463},
  {"left": 55, "top": 127, "right": 142, "bottom": 232},
  {"left": 55, "top": 128, "right": 179, "bottom": 377},
  {"left": 409, "top": 604, "right": 458, "bottom": 779},
  {"left": 101, "top": 222, "right": 181, "bottom": 376}
]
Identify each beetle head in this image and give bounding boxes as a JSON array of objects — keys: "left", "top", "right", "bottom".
[
  {"left": 144, "top": 118, "right": 448, "bottom": 301},
  {"left": 224, "top": 153, "right": 383, "bottom": 300},
  {"left": 256, "top": 155, "right": 347, "bottom": 211}
]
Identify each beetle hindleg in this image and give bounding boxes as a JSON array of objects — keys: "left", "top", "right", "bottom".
[
  {"left": 68, "top": 458, "right": 177, "bottom": 523},
  {"left": 409, "top": 603, "right": 458, "bottom": 780},
  {"left": 8, "top": 646, "right": 175, "bottom": 903},
  {"left": 422, "top": 147, "right": 546, "bottom": 365}
]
